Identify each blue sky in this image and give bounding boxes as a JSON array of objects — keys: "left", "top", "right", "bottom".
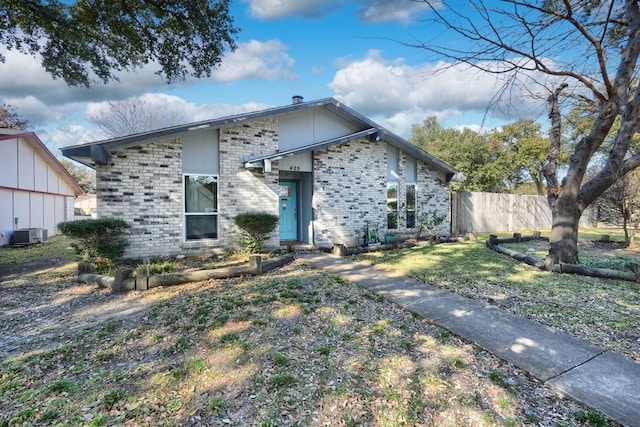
[{"left": 0, "top": 0, "right": 551, "bottom": 157}]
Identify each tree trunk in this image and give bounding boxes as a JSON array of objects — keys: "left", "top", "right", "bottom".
[
  {"left": 544, "top": 83, "right": 584, "bottom": 264},
  {"left": 623, "top": 210, "right": 630, "bottom": 247},
  {"left": 629, "top": 227, "right": 638, "bottom": 248},
  {"left": 534, "top": 178, "right": 544, "bottom": 196},
  {"left": 548, "top": 192, "right": 582, "bottom": 264},
  {"left": 626, "top": 213, "right": 639, "bottom": 248}
]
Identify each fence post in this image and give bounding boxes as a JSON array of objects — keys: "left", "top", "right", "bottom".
[
  {"left": 249, "top": 255, "right": 262, "bottom": 274},
  {"left": 544, "top": 255, "right": 558, "bottom": 271},
  {"left": 113, "top": 268, "right": 133, "bottom": 292},
  {"left": 135, "top": 265, "right": 149, "bottom": 291},
  {"left": 78, "top": 262, "right": 92, "bottom": 275},
  {"left": 631, "top": 262, "right": 639, "bottom": 283},
  {"left": 332, "top": 244, "right": 346, "bottom": 256}
]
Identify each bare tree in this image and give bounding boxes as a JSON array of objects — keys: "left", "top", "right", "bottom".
[
  {"left": 598, "top": 169, "right": 640, "bottom": 247},
  {"left": 87, "top": 97, "right": 187, "bottom": 138},
  {"left": 0, "top": 103, "right": 28, "bottom": 130},
  {"left": 414, "top": 0, "right": 640, "bottom": 263}
]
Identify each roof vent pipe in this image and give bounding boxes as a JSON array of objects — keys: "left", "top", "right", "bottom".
[{"left": 292, "top": 95, "right": 303, "bottom": 104}]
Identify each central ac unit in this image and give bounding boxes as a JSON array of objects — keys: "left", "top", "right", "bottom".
[{"left": 12, "top": 228, "right": 48, "bottom": 245}]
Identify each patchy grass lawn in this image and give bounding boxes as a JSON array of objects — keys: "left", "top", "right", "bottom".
[
  {"left": 0, "top": 235, "right": 76, "bottom": 275},
  {"left": 0, "top": 234, "right": 625, "bottom": 426},
  {"left": 354, "top": 230, "right": 640, "bottom": 363}
]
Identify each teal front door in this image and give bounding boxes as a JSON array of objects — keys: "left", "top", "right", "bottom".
[{"left": 279, "top": 182, "right": 298, "bottom": 240}]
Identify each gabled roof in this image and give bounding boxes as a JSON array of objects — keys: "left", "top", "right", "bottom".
[
  {"left": 61, "top": 97, "right": 461, "bottom": 181},
  {"left": 0, "top": 131, "right": 85, "bottom": 195}
]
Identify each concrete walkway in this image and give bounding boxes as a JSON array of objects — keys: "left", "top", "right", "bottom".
[{"left": 298, "top": 253, "right": 640, "bottom": 427}]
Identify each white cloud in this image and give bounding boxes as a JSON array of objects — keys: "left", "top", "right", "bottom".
[
  {"left": 354, "top": 0, "right": 430, "bottom": 24},
  {"left": 211, "top": 40, "right": 296, "bottom": 82},
  {"left": 0, "top": 39, "right": 294, "bottom": 128},
  {"left": 378, "top": 107, "right": 464, "bottom": 138},
  {"left": 0, "top": 49, "right": 165, "bottom": 104},
  {"left": 85, "top": 94, "right": 269, "bottom": 130},
  {"left": 328, "top": 50, "right": 549, "bottom": 127},
  {"left": 40, "top": 124, "right": 100, "bottom": 156},
  {"left": 0, "top": 49, "right": 180, "bottom": 127},
  {"left": 42, "top": 95, "right": 271, "bottom": 150},
  {"left": 242, "top": 0, "right": 428, "bottom": 23},
  {"left": 242, "top": 0, "right": 339, "bottom": 20}
]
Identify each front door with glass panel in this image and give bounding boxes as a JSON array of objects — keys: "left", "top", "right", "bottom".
[{"left": 279, "top": 181, "right": 297, "bottom": 240}]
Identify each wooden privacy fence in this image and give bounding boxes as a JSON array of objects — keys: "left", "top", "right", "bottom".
[{"left": 451, "top": 192, "right": 595, "bottom": 234}]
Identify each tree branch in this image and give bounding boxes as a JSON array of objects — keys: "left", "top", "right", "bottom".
[{"left": 543, "top": 83, "right": 568, "bottom": 207}]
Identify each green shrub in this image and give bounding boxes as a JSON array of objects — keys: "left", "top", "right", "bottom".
[
  {"left": 57, "top": 218, "right": 130, "bottom": 262},
  {"left": 414, "top": 196, "right": 447, "bottom": 240},
  {"left": 234, "top": 212, "right": 279, "bottom": 253}
]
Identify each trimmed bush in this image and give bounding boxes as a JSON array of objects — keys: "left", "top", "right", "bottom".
[
  {"left": 58, "top": 218, "right": 130, "bottom": 261},
  {"left": 234, "top": 212, "right": 279, "bottom": 253}
]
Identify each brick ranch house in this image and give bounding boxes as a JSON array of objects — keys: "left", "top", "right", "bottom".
[{"left": 62, "top": 97, "right": 460, "bottom": 259}]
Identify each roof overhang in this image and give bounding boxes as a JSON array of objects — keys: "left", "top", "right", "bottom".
[
  {"left": 382, "top": 132, "right": 462, "bottom": 182},
  {"left": 60, "top": 97, "right": 462, "bottom": 182},
  {"left": 243, "top": 128, "right": 379, "bottom": 169}
]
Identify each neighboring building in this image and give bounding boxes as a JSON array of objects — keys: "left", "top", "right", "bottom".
[
  {"left": 74, "top": 193, "right": 97, "bottom": 218},
  {"left": 62, "top": 97, "right": 460, "bottom": 259},
  {"left": 1, "top": 130, "right": 84, "bottom": 246}
]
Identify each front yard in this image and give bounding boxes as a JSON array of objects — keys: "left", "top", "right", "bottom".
[
  {"left": 0, "top": 234, "right": 631, "bottom": 426},
  {"left": 354, "top": 231, "right": 640, "bottom": 363}
]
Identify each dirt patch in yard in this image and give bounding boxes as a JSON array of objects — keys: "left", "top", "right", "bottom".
[{"left": 0, "top": 259, "right": 159, "bottom": 360}]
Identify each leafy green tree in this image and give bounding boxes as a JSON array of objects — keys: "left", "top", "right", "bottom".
[
  {"left": 0, "top": 0, "right": 239, "bottom": 86},
  {"left": 564, "top": 100, "right": 640, "bottom": 160},
  {"left": 414, "top": 0, "right": 640, "bottom": 263},
  {"left": 488, "top": 119, "right": 558, "bottom": 196},
  {"left": 60, "top": 159, "right": 96, "bottom": 193},
  {"left": 410, "top": 117, "right": 509, "bottom": 192}
]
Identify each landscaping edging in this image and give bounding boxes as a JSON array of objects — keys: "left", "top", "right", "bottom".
[
  {"left": 486, "top": 233, "right": 640, "bottom": 283},
  {"left": 77, "top": 253, "right": 296, "bottom": 292},
  {"left": 329, "top": 234, "right": 475, "bottom": 256}
]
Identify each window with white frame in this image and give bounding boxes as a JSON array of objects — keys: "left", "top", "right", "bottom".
[
  {"left": 406, "top": 184, "right": 416, "bottom": 228},
  {"left": 387, "top": 183, "right": 398, "bottom": 229},
  {"left": 182, "top": 130, "right": 219, "bottom": 241},
  {"left": 387, "top": 145, "right": 400, "bottom": 230},
  {"left": 184, "top": 174, "right": 218, "bottom": 240},
  {"left": 405, "top": 156, "right": 417, "bottom": 228}
]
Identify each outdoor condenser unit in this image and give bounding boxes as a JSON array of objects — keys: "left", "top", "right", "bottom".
[{"left": 12, "top": 228, "right": 48, "bottom": 245}]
